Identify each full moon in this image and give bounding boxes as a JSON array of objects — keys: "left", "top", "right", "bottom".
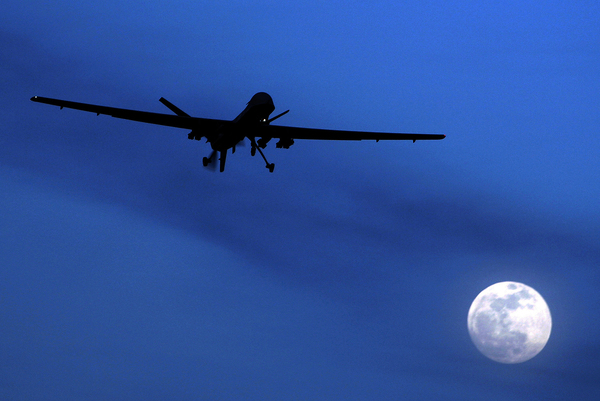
[{"left": 467, "top": 281, "right": 551, "bottom": 363}]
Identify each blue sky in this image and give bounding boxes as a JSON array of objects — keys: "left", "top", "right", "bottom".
[{"left": 2, "top": 1, "right": 600, "bottom": 399}]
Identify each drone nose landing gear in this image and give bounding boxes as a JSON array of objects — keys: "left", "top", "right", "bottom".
[
  {"left": 250, "top": 137, "right": 275, "bottom": 173},
  {"left": 202, "top": 149, "right": 227, "bottom": 172}
]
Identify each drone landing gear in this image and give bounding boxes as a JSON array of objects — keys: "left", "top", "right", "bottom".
[
  {"left": 202, "top": 150, "right": 227, "bottom": 172},
  {"left": 250, "top": 137, "right": 275, "bottom": 173}
]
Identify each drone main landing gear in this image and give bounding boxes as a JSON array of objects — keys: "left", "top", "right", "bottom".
[{"left": 250, "top": 137, "right": 275, "bottom": 173}]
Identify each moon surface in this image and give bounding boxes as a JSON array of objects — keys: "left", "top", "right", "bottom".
[{"left": 467, "top": 281, "right": 551, "bottom": 363}]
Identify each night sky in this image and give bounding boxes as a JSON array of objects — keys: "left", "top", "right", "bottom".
[{"left": 2, "top": 1, "right": 600, "bottom": 399}]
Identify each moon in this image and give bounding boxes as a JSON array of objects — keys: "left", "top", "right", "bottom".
[{"left": 467, "top": 281, "right": 551, "bottom": 363}]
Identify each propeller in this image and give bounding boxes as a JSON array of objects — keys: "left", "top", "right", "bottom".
[
  {"left": 202, "top": 150, "right": 218, "bottom": 171},
  {"left": 201, "top": 109, "right": 288, "bottom": 172}
]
